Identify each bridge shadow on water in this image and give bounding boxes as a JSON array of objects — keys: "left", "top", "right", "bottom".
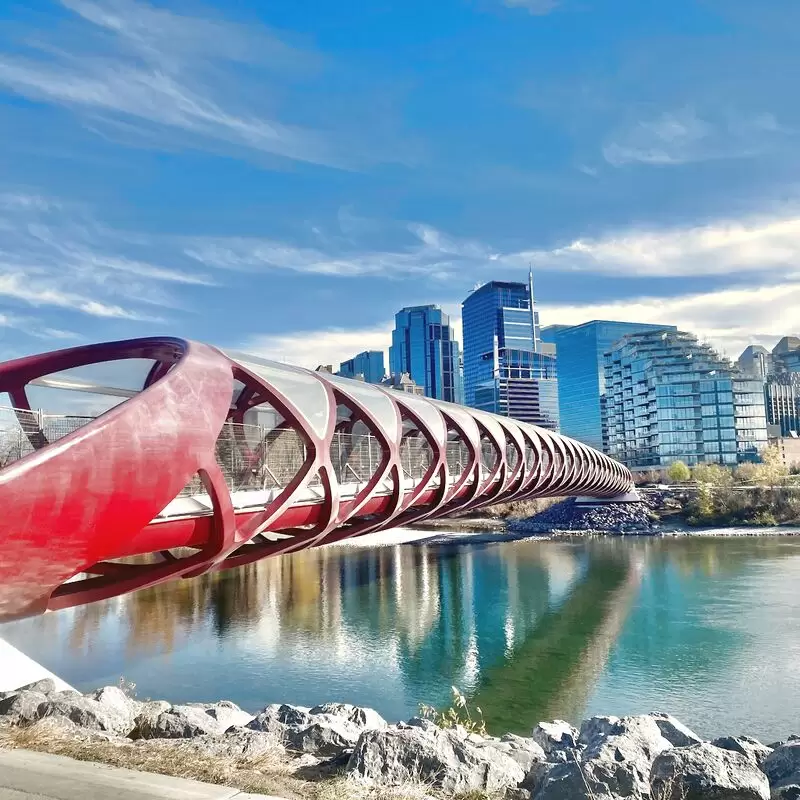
[{"left": 470, "top": 552, "right": 636, "bottom": 733}]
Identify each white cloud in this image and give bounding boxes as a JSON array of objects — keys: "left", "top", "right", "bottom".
[
  {"left": 0, "top": 0, "right": 357, "bottom": 169},
  {"left": 187, "top": 210, "right": 800, "bottom": 287},
  {"left": 241, "top": 325, "right": 393, "bottom": 371},
  {"left": 603, "top": 107, "right": 791, "bottom": 167},
  {"left": 539, "top": 281, "right": 800, "bottom": 359},
  {"left": 519, "top": 213, "right": 800, "bottom": 278}
]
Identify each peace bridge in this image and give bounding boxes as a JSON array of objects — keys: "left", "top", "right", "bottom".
[{"left": 0, "top": 337, "right": 633, "bottom": 622}]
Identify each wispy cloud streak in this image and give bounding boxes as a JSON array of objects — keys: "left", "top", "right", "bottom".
[
  {"left": 0, "top": 0, "right": 365, "bottom": 168},
  {"left": 603, "top": 107, "right": 792, "bottom": 167},
  {"left": 184, "top": 210, "right": 800, "bottom": 284},
  {"left": 0, "top": 189, "right": 217, "bottom": 323}
]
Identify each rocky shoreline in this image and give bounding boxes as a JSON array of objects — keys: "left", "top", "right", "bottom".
[
  {"left": 1, "top": 679, "right": 799, "bottom": 799},
  {"left": 500, "top": 496, "right": 800, "bottom": 537},
  {"left": 507, "top": 497, "right": 658, "bottom": 536}
]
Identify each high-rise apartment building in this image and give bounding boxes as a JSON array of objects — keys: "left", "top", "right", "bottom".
[
  {"left": 338, "top": 351, "right": 385, "bottom": 384},
  {"left": 605, "top": 330, "right": 768, "bottom": 468},
  {"left": 542, "top": 320, "right": 677, "bottom": 451},
  {"left": 737, "top": 345, "right": 773, "bottom": 380},
  {"left": 389, "top": 305, "right": 463, "bottom": 403},
  {"left": 462, "top": 274, "right": 559, "bottom": 430}
]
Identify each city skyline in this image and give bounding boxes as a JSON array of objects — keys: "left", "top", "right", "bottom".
[
  {"left": 328, "top": 284, "right": 800, "bottom": 389},
  {"left": 0, "top": 1, "right": 799, "bottom": 370}
]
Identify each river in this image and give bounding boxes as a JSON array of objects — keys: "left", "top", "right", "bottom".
[{"left": 3, "top": 533, "right": 800, "bottom": 743}]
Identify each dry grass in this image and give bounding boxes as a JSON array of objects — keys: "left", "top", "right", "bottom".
[
  {"left": 0, "top": 720, "right": 497, "bottom": 800},
  {"left": 316, "top": 779, "right": 499, "bottom": 800},
  {"left": 481, "top": 497, "right": 562, "bottom": 520},
  {"left": 317, "top": 777, "right": 438, "bottom": 800},
  {"left": 0, "top": 719, "right": 312, "bottom": 799}
]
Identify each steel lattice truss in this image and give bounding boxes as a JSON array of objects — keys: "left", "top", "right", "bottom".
[{"left": 0, "top": 338, "right": 632, "bottom": 621}]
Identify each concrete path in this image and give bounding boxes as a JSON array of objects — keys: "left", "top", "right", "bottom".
[{"left": 0, "top": 749, "right": 287, "bottom": 800}]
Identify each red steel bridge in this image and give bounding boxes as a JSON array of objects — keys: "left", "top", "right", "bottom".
[{"left": 0, "top": 337, "right": 633, "bottom": 622}]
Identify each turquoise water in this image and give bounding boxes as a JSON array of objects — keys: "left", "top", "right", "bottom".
[{"left": 3, "top": 535, "right": 800, "bottom": 742}]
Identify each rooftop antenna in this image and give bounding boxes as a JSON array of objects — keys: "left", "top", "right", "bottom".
[{"left": 528, "top": 263, "right": 540, "bottom": 354}]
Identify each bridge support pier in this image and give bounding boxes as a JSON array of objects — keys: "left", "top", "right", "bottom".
[{"left": 573, "top": 489, "right": 642, "bottom": 506}]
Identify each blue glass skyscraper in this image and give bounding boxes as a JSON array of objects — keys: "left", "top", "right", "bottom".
[
  {"left": 338, "top": 351, "right": 385, "bottom": 384},
  {"left": 389, "top": 305, "right": 463, "bottom": 403},
  {"left": 542, "top": 320, "right": 677, "bottom": 451},
  {"left": 462, "top": 275, "right": 559, "bottom": 430}
]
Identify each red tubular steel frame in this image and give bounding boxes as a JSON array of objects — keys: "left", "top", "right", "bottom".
[{"left": 0, "top": 337, "right": 633, "bottom": 622}]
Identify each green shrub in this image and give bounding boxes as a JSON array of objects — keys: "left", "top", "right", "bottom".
[
  {"left": 667, "top": 460, "right": 691, "bottom": 483},
  {"left": 419, "top": 686, "right": 487, "bottom": 736}
]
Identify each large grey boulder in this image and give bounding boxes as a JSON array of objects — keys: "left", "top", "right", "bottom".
[
  {"left": 762, "top": 740, "right": 800, "bottom": 799},
  {"left": 532, "top": 720, "right": 580, "bottom": 761},
  {"left": 649, "top": 713, "right": 703, "bottom": 748},
  {"left": 286, "top": 717, "right": 363, "bottom": 758},
  {"left": 712, "top": 736, "right": 773, "bottom": 769},
  {"left": 153, "top": 727, "right": 287, "bottom": 761},
  {"left": 195, "top": 700, "right": 253, "bottom": 731},
  {"left": 347, "top": 725, "right": 526, "bottom": 794},
  {"left": 539, "top": 714, "right": 690, "bottom": 800},
  {"left": 247, "top": 703, "right": 312, "bottom": 734},
  {"left": 247, "top": 702, "right": 384, "bottom": 758},
  {"left": 533, "top": 761, "right": 595, "bottom": 800},
  {"left": 135, "top": 703, "right": 247, "bottom": 739},
  {"left": 37, "top": 690, "right": 136, "bottom": 735},
  {"left": 12, "top": 678, "right": 56, "bottom": 695},
  {"left": 650, "top": 742, "right": 770, "bottom": 800},
  {"left": 90, "top": 686, "right": 138, "bottom": 733},
  {"left": 309, "top": 702, "right": 386, "bottom": 730},
  {"left": 485, "top": 733, "right": 547, "bottom": 772},
  {"left": 402, "top": 717, "right": 439, "bottom": 734},
  {"left": 0, "top": 690, "right": 47, "bottom": 725},
  {"left": 129, "top": 700, "right": 171, "bottom": 739}
]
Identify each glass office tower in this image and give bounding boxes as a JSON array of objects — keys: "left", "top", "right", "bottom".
[
  {"left": 604, "top": 330, "right": 768, "bottom": 468},
  {"left": 462, "top": 277, "right": 559, "bottom": 430},
  {"left": 543, "top": 320, "right": 677, "bottom": 451},
  {"left": 765, "top": 376, "right": 800, "bottom": 436},
  {"left": 338, "top": 350, "right": 385, "bottom": 384},
  {"left": 389, "top": 305, "right": 463, "bottom": 403}
]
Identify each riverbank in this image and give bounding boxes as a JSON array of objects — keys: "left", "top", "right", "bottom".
[
  {"left": 339, "top": 518, "right": 800, "bottom": 554},
  {"left": 403, "top": 493, "right": 800, "bottom": 540},
  {"left": 1, "top": 679, "right": 798, "bottom": 799}
]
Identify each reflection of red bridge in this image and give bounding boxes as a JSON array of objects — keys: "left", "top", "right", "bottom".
[{"left": 0, "top": 337, "right": 632, "bottom": 622}]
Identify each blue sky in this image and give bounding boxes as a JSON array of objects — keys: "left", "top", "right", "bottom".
[{"left": 0, "top": 0, "right": 799, "bottom": 369}]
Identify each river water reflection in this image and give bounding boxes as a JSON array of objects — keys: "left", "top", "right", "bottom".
[{"left": 4, "top": 535, "right": 800, "bottom": 742}]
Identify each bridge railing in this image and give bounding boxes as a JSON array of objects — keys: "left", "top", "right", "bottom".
[
  {"left": 0, "top": 407, "right": 95, "bottom": 468},
  {"left": 0, "top": 406, "right": 450, "bottom": 499}
]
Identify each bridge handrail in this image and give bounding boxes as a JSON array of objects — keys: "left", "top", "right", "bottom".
[{"left": 0, "top": 405, "right": 445, "bottom": 495}]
